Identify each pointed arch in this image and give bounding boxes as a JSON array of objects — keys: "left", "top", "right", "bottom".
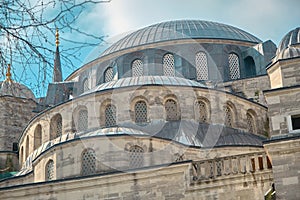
[
  {"left": 50, "top": 114, "right": 62, "bottom": 140},
  {"left": 165, "top": 98, "right": 180, "bottom": 121},
  {"left": 246, "top": 109, "right": 257, "bottom": 134},
  {"left": 34, "top": 124, "right": 42, "bottom": 149},
  {"left": 195, "top": 98, "right": 210, "bottom": 123},
  {"left": 45, "top": 160, "right": 54, "bottom": 181},
  {"left": 224, "top": 102, "right": 236, "bottom": 128}
]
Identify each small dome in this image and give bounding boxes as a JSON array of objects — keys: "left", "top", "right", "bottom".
[
  {"left": 0, "top": 81, "right": 36, "bottom": 100},
  {"left": 273, "top": 27, "right": 300, "bottom": 62},
  {"left": 277, "top": 27, "right": 300, "bottom": 53},
  {"left": 101, "top": 20, "right": 262, "bottom": 56}
]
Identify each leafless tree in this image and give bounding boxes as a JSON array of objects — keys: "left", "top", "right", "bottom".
[{"left": 0, "top": 0, "right": 110, "bottom": 95}]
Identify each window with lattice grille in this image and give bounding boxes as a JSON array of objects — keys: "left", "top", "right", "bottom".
[
  {"left": 246, "top": 113, "right": 255, "bottom": 133},
  {"left": 46, "top": 160, "right": 54, "bottom": 181},
  {"left": 165, "top": 99, "right": 180, "bottom": 121},
  {"left": 195, "top": 100, "right": 208, "bottom": 123},
  {"left": 78, "top": 110, "right": 88, "bottom": 131},
  {"left": 105, "top": 104, "right": 116, "bottom": 127},
  {"left": 224, "top": 106, "right": 233, "bottom": 127},
  {"left": 134, "top": 101, "right": 147, "bottom": 124},
  {"left": 34, "top": 124, "right": 42, "bottom": 149},
  {"left": 129, "top": 146, "right": 144, "bottom": 168},
  {"left": 228, "top": 53, "right": 240, "bottom": 80},
  {"left": 216, "top": 160, "right": 222, "bottom": 176},
  {"left": 132, "top": 59, "right": 144, "bottom": 77},
  {"left": 83, "top": 78, "right": 89, "bottom": 92},
  {"left": 163, "top": 53, "right": 175, "bottom": 76},
  {"left": 81, "top": 149, "right": 96, "bottom": 176},
  {"left": 50, "top": 114, "right": 62, "bottom": 139},
  {"left": 195, "top": 52, "right": 208, "bottom": 80},
  {"left": 104, "top": 67, "right": 113, "bottom": 82}
]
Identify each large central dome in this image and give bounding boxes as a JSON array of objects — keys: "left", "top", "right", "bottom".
[{"left": 101, "top": 19, "right": 262, "bottom": 56}]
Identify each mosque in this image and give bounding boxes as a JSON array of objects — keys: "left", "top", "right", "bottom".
[{"left": 0, "top": 19, "right": 299, "bottom": 199}]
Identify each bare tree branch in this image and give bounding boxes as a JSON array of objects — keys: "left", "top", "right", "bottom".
[{"left": 0, "top": 0, "right": 111, "bottom": 96}]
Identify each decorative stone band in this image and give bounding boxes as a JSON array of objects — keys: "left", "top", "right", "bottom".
[{"left": 190, "top": 151, "right": 272, "bottom": 183}]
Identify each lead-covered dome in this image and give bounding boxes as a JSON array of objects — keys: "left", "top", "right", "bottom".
[
  {"left": 274, "top": 27, "right": 300, "bottom": 61},
  {"left": 0, "top": 81, "right": 36, "bottom": 100},
  {"left": 277, "top": 27, "right": 300, "bottom": 53},
  {"left": 101, "top": 20, "right": 262, "bottom": 56}
]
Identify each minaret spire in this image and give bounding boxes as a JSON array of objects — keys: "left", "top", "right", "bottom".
[
  {"left": 5, "top": 64, "right": 12, "bottom": 82},
  {"left": 53, "top": 28, "right": 63, "bottom": 82}
]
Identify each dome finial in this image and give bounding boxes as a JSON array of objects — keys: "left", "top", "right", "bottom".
[
  {"left": 55, "top": 28, "right": 59, "bottom": 47},
  {"left": 6, "top": 64, "right": 12, "bottom": 82}
]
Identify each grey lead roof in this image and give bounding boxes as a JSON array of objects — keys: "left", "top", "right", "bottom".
[
  {"left": 82, "top": 76, "right": 208, "bottom": 96},
  {"left": 101, "top": 20, "right": 262, "bottom": 56},
  {"left": 277, "top": 27, "right": 300, "bottom": 53}
]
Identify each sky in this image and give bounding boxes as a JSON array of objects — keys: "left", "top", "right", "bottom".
[
  {"left": 76, "top": 0, "right": 300, "bottom": 65},
  {"left": 5, "top": 0, "right": 300, "bottom": 97}
]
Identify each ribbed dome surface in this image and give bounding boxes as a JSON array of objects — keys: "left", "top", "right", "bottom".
[
  {"left": 0, "top": 81, "right": 36, "bottom": 100},
  {"left": 277, "top": 27, "right": 300, "bottom": 53},
  {"left": 101, "top": 20, "right": 262, "bottom": 56}
]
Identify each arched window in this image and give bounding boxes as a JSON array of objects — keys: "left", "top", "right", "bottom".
[
  {"left": 20, "top": 146, "right": 24, "bottom": 164},
  {"left": 25, "top": 136, "right": 29, "bottom": 159},
  {"left": 34, "top": 124, "right": 42, "bottom": 149},
  {"left": 132, "top": 59, "right": 144, "bottom": 77},
  {"left": 82, "top": 78, "right": 89, "bottom": 92},
  {"left": 129, "top": 145, "right": 144, "bottom": 168},
  {"left": 81, "top": 149, "right": 96, "bottom": 176},
  {"left": 78, "top": 109, "right": 88, "bottom": 132},
  {"left": 163, "top": 53, "right": 175, "bottom": 76},
  {"left": 195, "top": 100, "right": 209, "bottom": 123},
  {"left": 244, "top": 56, "right": 256, "bottom": 77},
  {"left": 195, "top": 52, "right": 208, "bottom": 80},
  {"left": 165, "top": 99, "right": 180, "bottom": 121},
  {"left": 134, "top": 101, "right": 147, "bottom": 124},
  {"left": 105, "top": 104, "right": 116, "bottom": 127},
  {"left": 104, "top": 67, "right": 113, "bottom": 82},
  {"left": 228, "top": 53, "right": 240, "bottom": 80},
  {"left": 224, "top": 105, "right": 234, "bottom": 127},
  {"left": 45, "top": 160, "right": 54, "bottom": 181},
  {"left": 50, "top": 114, "right": 62, "bottom": 140},
  {"left": 246, "top": 111, "right": 256, "bottom": 133}
]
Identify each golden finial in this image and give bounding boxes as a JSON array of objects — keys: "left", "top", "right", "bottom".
[
  {"left": 55, "top": 28, "right": 59, "bottom": 47},
  {"left": 6, "top": 64, "right": 12, "bottom": 82}
]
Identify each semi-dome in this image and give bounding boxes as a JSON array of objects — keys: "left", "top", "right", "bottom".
[{"left": 101, "top": 20, "right": 262, "bottom": 56}]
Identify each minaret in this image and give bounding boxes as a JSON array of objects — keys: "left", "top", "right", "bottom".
[
  {"left": 5, "top": 64, "right": 12, "bottom": 82},
  {"left": 53, "top": 28, "right": 63, "bottom": 82}
]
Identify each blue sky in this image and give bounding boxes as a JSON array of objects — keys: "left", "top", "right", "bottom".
[{"left": 6, "top": 0, "right": 300, "bottom": 97}]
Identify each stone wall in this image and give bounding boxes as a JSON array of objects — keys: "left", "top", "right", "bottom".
[
  {"left": 264, "top": 137, "right": 300, "bottom": 200},
  {"left": 0, "top": 160, "right": 273, "bottom": 200},
  {"left": 0, "top": 96, "right": 36, "bottom": 152},
  {"left": 19, "top": 85, "right": 268, "bottom": 166},
  {"left": 217, "top": 75, "right": 270, "bottom": 106},
  {"left": 264, "top": 87, "right": 300, "bottom": 136}
]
